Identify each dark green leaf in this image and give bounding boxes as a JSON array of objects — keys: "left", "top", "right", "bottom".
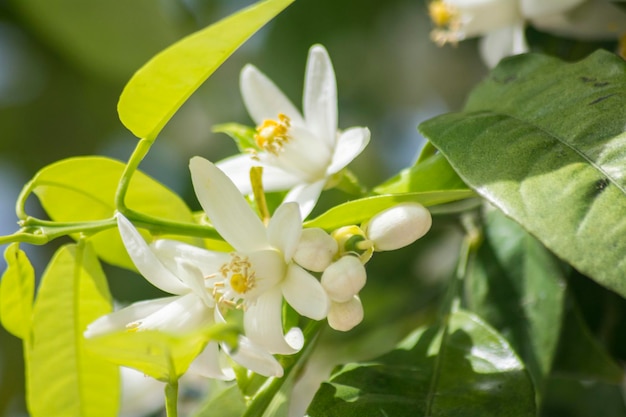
[
  {"left": 420, "top": 50, "right": 626, "bottom": 298},
  {"left": 465, "top": 206, "right": 567, "bottom": 395},
  {"left": 308, "top": 310, "right": 535, "bottom": 417}
]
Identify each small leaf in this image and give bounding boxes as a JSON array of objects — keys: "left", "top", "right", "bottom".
[
  {"left": 465, "top": 207, "right": 567, "bottom": 397},
  {"left": 27, "top": 242, "right": 119, "bottom": 417},
  {"left": 419, "top": 50, "right": 626, "bottom": 298},
  {"left": 85, "top": 323, "right": 239, "bottom": 383},
  {"left": 305, "top": 191, "right": 474, "bottom": 230},
  {"left": 0, "top": 243, "right": 35, "bottom": 340},
  {"left": 118, "top": 0, "right": 295, "bottom": 141},
  {"left": 374, "top": 152, "right": 468, "bottom": 195},
  {"left": 308, "top": 310, "right": 535, "bottom": 417},
  {"left": 30, "top": 156, "right": 195, "bottom": 269},
  {"left": 214, "top": 123, "right": 258, "bottom": 153}
]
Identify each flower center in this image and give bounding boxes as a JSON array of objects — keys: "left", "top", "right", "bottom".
[
  {"left": 428, "top": 1, "right": 463, "bottom": 46},
  {"left": 210, "top": 253, "right": 257, "bottom": 309},
  {"left": 255, "top": 113, "right": 291, "bottom": 155}
]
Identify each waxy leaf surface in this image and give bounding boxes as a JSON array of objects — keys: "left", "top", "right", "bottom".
[{"left": 0, "top": 243, "right": 34, "bottom": 340}]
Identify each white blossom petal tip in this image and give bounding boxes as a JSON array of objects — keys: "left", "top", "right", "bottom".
[{"left": 363, "top": 203, "right": 432, "bottom": 251}]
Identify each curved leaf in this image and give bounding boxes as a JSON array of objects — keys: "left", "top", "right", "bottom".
[
  {"left": 0, "top": 243, "right": 34, "bottom": 340},
  {"left": 419, "top": 50, "right": 626, "bottom": 298},
  {"left": 305, "top": 191, "right": 474, "bottom": 230},
  {"left": 30, "top": 156, "right": 194, "bottom": 268},
  {"left": 118, "top": 0, "right": 295, "bottom": 141},
  {"left": 308, "top": 310, "right": 535, "bottom": 417},
  {"left": 27, "top": 242, "right": 118, "bottom": 417}
]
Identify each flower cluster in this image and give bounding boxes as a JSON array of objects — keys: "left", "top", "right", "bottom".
[
  {"left": 85, "top": 45, "right": 432, "bottom": 380},
  {"left": 428, "top": 0, "right": 626, "bottom": 67}
]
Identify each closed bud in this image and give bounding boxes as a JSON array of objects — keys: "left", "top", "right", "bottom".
[
  {"left": 327, "top": 296, "right": 364, "bottom": 332},
  {"left": 321, "top": 256, "right": 366, "bottom": 303},
  {"left": 362, "top": 203, "right": 432, "bottom": 251},
  {"left": 293, "top": 228, "right": 338, "bottom": 272}
]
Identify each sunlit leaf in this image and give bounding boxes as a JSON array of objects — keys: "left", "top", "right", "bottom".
[
  {"left": 85, "top": 323, "right": 239, "bottom": 383},
  {"left": 0, "top": 243, "right": 34, "bottom": 340},
  {"left": 420, "top": 50, "right": 626, "bottom": 298},
  {"left": 193, "top": 384, "right": 246, "bottom": 417},
  {"left": 374, "top": 152, "right": 468, "bottom": 195},
  {"left": 305, "top": 190, "right": 474, "bottom": 230},
  {"left": 465, "top": 206, "right": 567, "bottom": 397},
  {"left": 27, "top": 242, "right": 119, "bottom": 417},
  {"left": 118, "top": 0, "right": 295, "bottom": 141},
  {"left": 30, "top": 156, "right": 195, "bottom": 269},
  {"left": 213, "top": 123, "right": 258, "bottom": 153},
  {"left": 308, "top": 310, "right": 535, "bottom": 417}
]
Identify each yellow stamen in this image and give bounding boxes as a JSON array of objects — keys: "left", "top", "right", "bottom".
[
  {"left": 255, "top": 113, "right": 291, "bottom": 155},
  {"left": 220, "top": 253, "right": 256, "bottom": 295},
  {"left": 230, "top": 273, "right": 248, "bottom": 294},
  {"left": 126, "top": 322, "right": 140, "bottom": 332},
  {"left": 427, "top": 1, "right": 463, "bottom": 47},
  {"left": 428, "top": 0, "right": 455, "bottom": 27}
]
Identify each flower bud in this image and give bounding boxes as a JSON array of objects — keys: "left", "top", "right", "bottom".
[
  {"left": 362, "top": 203, "right": 432, "bottom": 251},
  {"left": 293, "top": 228, "right": 338, "bottom": 272},
  {"left": 321, "top": 256, "right": 366, "bottom": 303},
  {"left": 327, "top": 296, "right": 364, "bottom": 332},
  {"left": 331, "top": 225, "right": 373, "bottom": 263}
]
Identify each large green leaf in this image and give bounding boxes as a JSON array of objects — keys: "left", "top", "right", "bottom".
[
  {"left": 419, "top": 50, "right": 626, "bottom": 298},
  {"left": 30, "top": 156, "right": 194, "bottom": 268},
  {"left": 465, "top": 207, "right": 567, "bottom": 396},
  {"left": 305, "top": 190, "right": 474, "bottom": 230},
  {"left": 85, "top": 323, "right": 239, "bottom": 383},
  {"left": 308, "top": 310, "right": 535, "bottom": 417},
  {"left": 0, "top": 243, "right": 34, "bottom": 340},
  {"left": 118, "top": 0, "right": 294, "bottom": 141},
  {"left": 27, "top": 242, "right": 119, "bottom": 417}
]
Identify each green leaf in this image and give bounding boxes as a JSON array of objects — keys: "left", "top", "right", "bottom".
[
  {"left": 85, "top": 323, "right": 239, "bottom": 383},
  {"left": 118, "top": 0, "right": 295, "bottom": 141},
  {"left": 214, "top": 123, "right": 258, "bottom": 153},
  {"left": 305, "top": 191, "right": 474, "bottom": 230},
  {"left": 27, "top": 242, "right": 119, "bottom": 417},
  {"left": 541, "top": 376, "right": 626, "bottom": 417},
  {"left": 0, "top": 243, "right": 35, "bottom": 340},
  {"left": 308, "top": 310, "right": 535, "bottom": 417},
  {"left": 30, "top": 156, "right": 195, "bottom": 269},
  {"left": 419, "top": 50, "right": 626, "bottom": 298},
  {"left": 374, "top": 152, "right": 468, "bottom": 194},
  {"left": 465, "top": 206, "right": 567, "bottom": 396},
  {"left": 193, "top": 384, "right": 246, "bottom": 417}
]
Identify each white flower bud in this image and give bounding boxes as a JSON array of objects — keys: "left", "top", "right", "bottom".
[
  {"left": 293, "top": 228, "right": 338, "bottom": 272},
  {"left": 321, "top": 256, "right": 366, "bottom": 303},
  {"left": 362, "top": 203, "right": 432, "bottom": 251},
  {"left": 327, "top": 296, "right": 364, "bottom": 332}
]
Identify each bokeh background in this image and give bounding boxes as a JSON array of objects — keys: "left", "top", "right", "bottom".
[{"left": 0, "top": 0, "right": 624, "bottom": 416}]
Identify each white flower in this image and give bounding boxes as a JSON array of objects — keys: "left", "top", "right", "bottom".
[
  {"left": 190, "top": 156, "right": 330, "bottom": 354},
  {"left": 84, "top": 214, "right": 284, "bottom": 378},
  {"left": 327, "top": 296, "right": 364, "bottom": 332},
  {"left": 362, "top": 203, "right": 432, "bottom": 252},
  {"left": 217, "top": 44, "right": 370, "bottom": 219},
  {"left": 321, "top": 256, "right": 366, "bottom": 303},
  {"left": 428, "top": 0, "right": 624, "bottom": 67}
]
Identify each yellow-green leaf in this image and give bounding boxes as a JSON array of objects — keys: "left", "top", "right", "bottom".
[
  {"left": 118, "top": 0, "right": 295, "bottom": 141},
  {"left": 27, "top": 242, "right": 119, "bottom": 417},
  {"left": 85, "top": 323, "right": 239, "bottom": 383},
  {"left": 0, "top": 243, "right": 35, "bottom": 340}
]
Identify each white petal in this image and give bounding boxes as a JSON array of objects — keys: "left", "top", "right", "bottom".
[
  {"left": 117, "top": 214, "right": 189, "bottom": 295},
  {"left": 447, "top": 0, "right": 520, "bottom": 38},
  {"left": 321, "top": 256, "right": 366, "bottom": 303},
  {"left": 225, "top": 336, "right": 284, "bottom": 377},
  {"left": 303, "top": 45, "right": 337, "bottom": 149},
  {"left": 327, "top": 296, "right": 364, "bottom": 332},
  {"left": 267, "top": 202, "right": 302, "bottom": 262},
  {"left": 84, "top": 296, "right": 181, "bottom": 338},
  {"left": 479, "top": 23, "right": 528, "bottom": 68},
  {"left": 363, "top": 203, "right": 433, "bottom": 251},
  {"left": 119, "top": 367, "right": 165, "bottom": 417},
  {"left": 520, "top": 0, "right": 584, "bottom": 18},
  {"left": 130, "top": 293, "right": 213, "bottom": 334},
  {"left": 246, "top": 249, "right": 286, "bottom": 299},
  {"left": 326, "top": 127, "right": 370, "bottom": 176},
  {"left": 240, "top": 64, "right": 305, "bottom": 127},
  {"left": 284, "top": 180, "right": 326, "bottom": 220},
  {"left": 187, "top": 342, "right": 235, "bottom": 380},
  {"left": 150, "top": 239, "right": 229, "bottom": 277},
  {"left": 244, "top": 287, "right": 304, "bottom": 355},
  {"left": 175, "top": 261, "right": 215, "bottom": 308},
  {"left": 282, "top": 263, "right": 329, "bottom": 320},
  {"left": 293, "top": 228, "right": 338, "bottom": 273},
  {"left": 217, "top": 154, "right": 302, "bottom": 194},
  {"left": 190, "top": 156, "right": 269, "bottom": 253}
]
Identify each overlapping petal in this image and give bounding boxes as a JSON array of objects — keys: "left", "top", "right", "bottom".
[
  {"left": 187, "top": 341, "right": 235, "bottom": 380},
  {"left": 303, "top": 44, "right": 337, "bottom": 148},
  {"left": 267, "top": 202, "right": 302, "bottom": 262},
  {"left": 282, "top": 264, "right": 329, "bottom": 320},
  {"left": 326, "top": 127, "right": 371, "bottom": 176},
  {"left": 217, "top": 154, "right": 303, "bottom": 194}
]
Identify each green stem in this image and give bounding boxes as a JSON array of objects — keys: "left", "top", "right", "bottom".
[
  {"left": 165, "top": 381, "right": 179, "bottom": 417},
  {"left": 15, "top": 179, "right": 37, "bottom": 221},
  {"left": 242, "top": 321, "right": 323, "bottom": 417},
  {"left": 115, "top": 138, "right": 152, "bottom": 211}
]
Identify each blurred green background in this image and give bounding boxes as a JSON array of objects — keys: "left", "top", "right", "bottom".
[{"left": 1, "top": 0, "right": 624, "bottom": 416}]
